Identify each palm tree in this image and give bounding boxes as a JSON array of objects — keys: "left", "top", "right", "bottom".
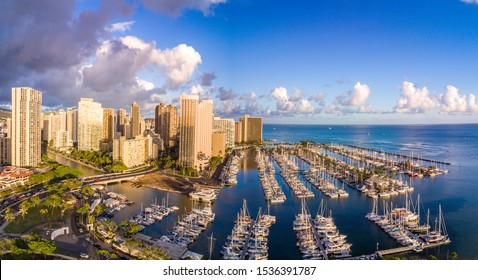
[
  {"left": 39, "top": 208, "right": 49, "bottom": 222},
  {"left": 29, "top": 196, "right": 41, "bottom": 208},
  {"left": 76, "top": 203, "right": 90, "bottom": 224},
  {"left": 4, "top": 208, "right": 15, "bottom": 223},
  {"left": 19, "top": 201, "right": 30, "bottom": 220}
]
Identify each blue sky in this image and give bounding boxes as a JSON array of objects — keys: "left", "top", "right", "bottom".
[{"left": 1, "top": 0, "right": 478, "bottom": 124}]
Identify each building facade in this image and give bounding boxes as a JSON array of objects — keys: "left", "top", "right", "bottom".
[
  {"left": 116, "top": 108, "right": 126, "bottom": 136},
  {"left": 155, "top": 103, "right": 178, "bottom": 148},
  {"left": 11, "top": 87, "right": 42, "bottom": 167},
  {"left": 213, "top": 116, "right": 235, "bottom": 149},
  {"left": 234, "top": 121, "right": 242, "bottom": 143},
  {"left": 66, "top": 108, "right": 78, "bottom": 143},
  {"left": 112, "top": 135, "right": 152, "bottom": 168},
  {"left": 130, "top": 101, "right": 140, "bottom": 138},
  {"left": 78, "top": 98, "right": 103, "bottom": 151},
  {"left": 212, "top": 132, "right": 226, "bottom": 157},
  {"left": 103, "top": 108, "right": 115, "bottom": 143},
  {"left": 239, "top": 114, "right": 263, "bottom": 143},
  {"left": 179, "top": 94, "right": 199, "bottom": 169}
]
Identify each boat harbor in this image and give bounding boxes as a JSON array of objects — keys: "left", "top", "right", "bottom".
[{"left": 221, "top": 200, "right": 276, "bottom": 260}]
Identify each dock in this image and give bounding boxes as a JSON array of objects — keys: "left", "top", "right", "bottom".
[
  {"left": 308, "top": 216, "right": 329, "bottom": 260},
  {"left": 377, "top": 240, "right": 451, "bottom": 258},
  {"left": 339, "top": 144, "right": 451, "bottom": 165}
]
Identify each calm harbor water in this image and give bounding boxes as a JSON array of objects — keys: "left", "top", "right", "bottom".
[
  {"left": 59, "top": 124, "right": 478, "bottom": 259},
  {"left": 46, "top": 151, "right": 104, "bottom": 177}
]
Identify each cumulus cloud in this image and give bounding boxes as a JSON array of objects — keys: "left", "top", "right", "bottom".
[
  {"left": 440, "top": 85, "right": 478, "bottom": 113},
  {"left": 336, "top": 82, "right": 371, "bottom": 106},
  {"left": 289, "top": 89, "right": 302, "bottom": 102},
  {"left": 0, "top": 0, "right": 134, "bottom": 105},
  {"left": 107, "top": 21, "right": 135, "bottom": 32},
  {"left": 139, "top": 0, "right": 227, "bottom": 16},
  {"left": 79, "top": 36, "right": 201, "bottom": 107},
  {"left": 296, "top": 99, "right": 315, "bottom": 114},
  {"left": 200, "top": 72, "right": 217, "bottom": 86},
  {"left": 394, "top": 81, "right": 440, "bottom": 113},
  {"left": 308, "top": 92, "right": 326, "bottom": 103},
  {"left": 152, "top": 43, "right": 202, "bottom": 88},
  {"left": 270, "top": 87, "right": 317, "bottom": 115},
  {"left": 217, "top": 87, "right": 237, "bottom": 101}
]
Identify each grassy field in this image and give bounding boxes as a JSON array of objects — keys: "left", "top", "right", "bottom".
[{"left": 4, "top": 205, "right": 66, "bottom": 234}]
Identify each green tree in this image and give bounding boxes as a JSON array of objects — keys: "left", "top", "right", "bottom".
[
  {"left": 77, "top": 203, "right": 91, "bottom": 224},
  {"left": 427, "top": 254, "right": 437, "bottom": 260},
  {"left": 4, "top": 207, "right": 15, "bottom": 223},
  {"left": 39, "top": 208, "right": 49, "bottom": 222},
  {"left": 60, "top": 201, "right": 74, "bottom": 217},
  {"left": 19, "top": 201, "right": 30, "bottom": 220},
  {"left": 110, "top": 161, "right": 127, "bottom": 173},
  {"left": 93, "top": 204, "right": 105, "bottom": 217},
  {"left": 44, "top": 194, "right": 62, "bottom": 216},
  {"left": 81, "top": 186, "right": 94, "bottom": 197},
  {"left": 27, "top": 234, "right": 57, "bottom": 259},
  {"left": 29, "top": 196, "right": 41, "bottom": 208},
  {"left": 97, "top": 249, "right": 118, "bottom": 260},
  {"left": 119, "top": 220, "right": 142, "bottom": 238},
  {"left": 0, "top": 238, "right": 12, "bottom": 258},
  {"left": 450, "top": 252, "right": 458, "bottom": 260}
]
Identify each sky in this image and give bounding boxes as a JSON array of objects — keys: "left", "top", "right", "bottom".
[{"left": 1, "top": 0, "right": 478, "bottom": 124}]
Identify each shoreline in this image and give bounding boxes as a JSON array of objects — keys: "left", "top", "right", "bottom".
[{"left": 45, "top": 149, "right": 106, "bottom": 174}]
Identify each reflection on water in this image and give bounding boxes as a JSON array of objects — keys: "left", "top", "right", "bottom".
[{"left": 46, "top": 151, "right": 104, "bottom": 177}]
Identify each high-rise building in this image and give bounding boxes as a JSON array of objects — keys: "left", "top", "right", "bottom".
[
  {"left": 130, "top": 101, "right": 140, "bottom": 138},
  {"left": 66, "top": 108, "right": 78, "bottom": 143},
  {"left": 0, "top": 138, "right": 10, "bottom": 165},
  {"left": 139, "top": 116, "right": 145, "bottom": 136},
  {"left": 179, "top": 95, "right": 214, "bottom": 170},
  {"left": 239, "top": 114, "right": 263, "bottom": 143},
  {"left": 179, "top": 94, "right": 199, "bottom": 169},
  {"left": 0, "top": 113, "right": 11, "bottom": 165},
  {"left": 235, "top": 121, "right": 242, "bottom": 143},
  {"left": 213, "top": 116, "right": 235, "bottom": 149},
  {"left": 78, "top": 98, "right": 103, "bottom": 151},
  {"left": 212, "top": 131, "right": 226, "bottom": 157},
  {"left": 117, "top": 108, "right": 126, "bottom": 136},
  {"left": 196, "top": 99, "right": 213, "bottom": 166},
  {"left": 155, "top": 103, "right": 178, "bottom": 148},
  {"left": 112, "top": 135, "right": 151, "bottom": 168},
  {"left": 103, "top": 108, "right": 115, "bottom": 142},
  {"left": 11, "top": 87, "right": 42, "bottom": 167},
  {"left": 42, "top": 110, "right": 66, "bottom": 142}
]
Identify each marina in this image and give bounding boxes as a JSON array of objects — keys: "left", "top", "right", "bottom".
[{"left": 48, "top": 124, "right": 478, "bottom": 259}]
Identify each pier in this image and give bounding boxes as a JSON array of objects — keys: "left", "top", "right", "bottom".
[
  {"left": 308, "top": 216, "right": 329, "bottom": 260},
  {"left": 377, "top": 240, "right": 451, "bottom": 258},
  {"left": 337, "top": 144, "right": 451, "bottom": 166}
]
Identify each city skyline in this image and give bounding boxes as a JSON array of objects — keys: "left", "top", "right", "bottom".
[{"left": 1, "top": 0, "right": 478, "bottom": 124}]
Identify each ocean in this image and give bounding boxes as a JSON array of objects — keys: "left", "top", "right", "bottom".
[{"left": 107, "top": 124, "right": 478, "bottom": 260}]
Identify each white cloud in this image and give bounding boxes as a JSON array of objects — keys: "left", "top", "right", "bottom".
[
  {"left": 289, "top": 89, "right": 302, "bottom": 102},
  {"left": 296, "top": 99, "right": 315, "bottom": 113},
  {"left": 270, "top": 87, "right": 316, "bottom": 115},
  {"left": 107, "top": 21, "right": 135, "bottom": 32},
  {"left": 308, "top": 92, "right": 326, "bottom": 103},
  {"left": 394, "top": 81, "right": 440, "bottom": 113},
  {"left": 336, "top": 82, "right": 371, "bottom": 106},
  {"left": 152, "top": 43, "right": 202, "bottom": 88},
  {"left": 136, "top": 78, "right": 155, "bottom": 91},
  {"left": 440, "top": 85, "right": 478, "bottom": 113},
  {"left": 461, "top": 0, "right": 478, "bottom": 4},
  {"left": 140, "top": 0, "right": 227, "bottom": 16}
]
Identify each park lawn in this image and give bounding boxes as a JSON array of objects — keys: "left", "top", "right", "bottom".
[{"left": 4, "top": 205, "right": 66, "bottom": 234}]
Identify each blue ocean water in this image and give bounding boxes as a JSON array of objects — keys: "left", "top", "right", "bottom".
[{"left": 108, "top": 124, "right": 478, "bottom": 260}]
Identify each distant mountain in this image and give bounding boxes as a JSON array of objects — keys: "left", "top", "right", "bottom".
[{"left": 0, "top": 108, "right": 11, "bottom": 119}]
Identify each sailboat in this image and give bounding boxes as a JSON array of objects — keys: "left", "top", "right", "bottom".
[{"left": 422, "top": 205, "right": 451, "bottom": 244}]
